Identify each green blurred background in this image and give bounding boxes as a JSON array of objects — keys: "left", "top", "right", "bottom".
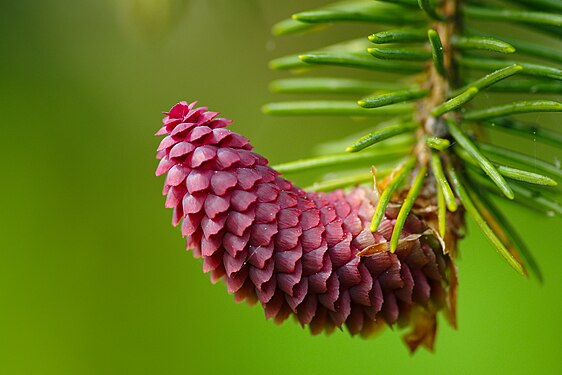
[{"left": 1, "top": 1, "right": 561, "bottom": 374}]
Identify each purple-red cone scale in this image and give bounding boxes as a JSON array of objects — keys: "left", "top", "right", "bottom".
[{"left": 155, "top": 101, "right": 457, "bottom": 351}]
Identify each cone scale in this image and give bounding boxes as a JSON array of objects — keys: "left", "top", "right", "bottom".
[{"left": 156, "top": 101, "right": 459, "bottom": 352}]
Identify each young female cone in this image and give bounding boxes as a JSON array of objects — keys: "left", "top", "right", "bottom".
[{"left": 155, "top": 101, "right": 459, "bottom": 352}]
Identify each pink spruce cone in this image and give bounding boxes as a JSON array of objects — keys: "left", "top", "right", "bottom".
[{"left": 155, "top": 101, "right": 458, "bottom": 351}]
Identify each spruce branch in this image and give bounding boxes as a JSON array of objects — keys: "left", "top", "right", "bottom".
[{"left": 266, "top": 0, "right": 561, "bottom": 275}]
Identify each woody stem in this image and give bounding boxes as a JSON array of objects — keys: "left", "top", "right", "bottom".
[{"left": 416, "top": 0, "right": 459, "bottom": 165}]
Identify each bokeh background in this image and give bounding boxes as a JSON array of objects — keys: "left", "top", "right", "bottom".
[{"left": 1, "top": 1, "right": 561, "bottom": 374}]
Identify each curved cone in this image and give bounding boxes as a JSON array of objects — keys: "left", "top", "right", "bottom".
[{"left": 155, "top": 101, "right": 457, "bottom": 352}]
